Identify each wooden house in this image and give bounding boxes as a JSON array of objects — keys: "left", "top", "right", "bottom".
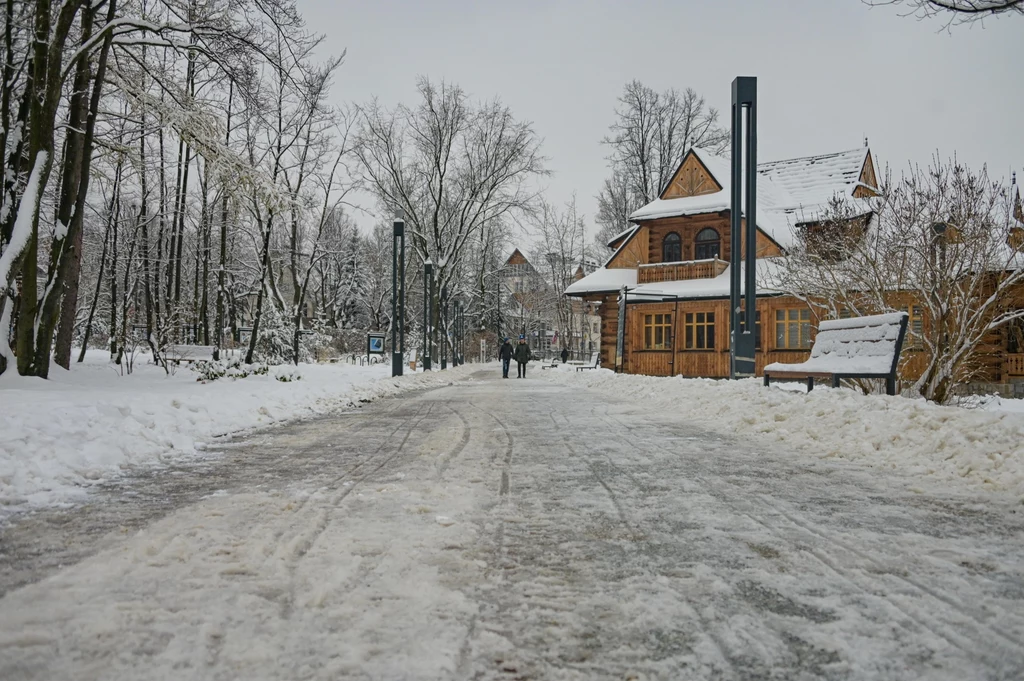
[{"left": 566, "top": 146, "right": 1024, "bottom": 392}]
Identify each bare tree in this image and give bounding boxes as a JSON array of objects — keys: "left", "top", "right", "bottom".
[
  {"left": 867, "top": 0, "right": 1023, "bottom": 25},
  {"left": 533, "top": 196, "right": 587, "bottom": 353},
  {"left": 594, "top": 81, "right": 728, "bottom": 253},
  {"left": 768, "top": 158, "right": 1024, "bottom": 404},
  {"left": 355, "top": 77, "right": 547, "bottom": 360}
]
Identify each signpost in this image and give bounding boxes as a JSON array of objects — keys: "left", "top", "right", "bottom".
[
  {"left": 367, "top": 332, "right": 386, "bottom": 365},
  {"left": 730, "top": 76, "right": 758, "bottom": 380}
]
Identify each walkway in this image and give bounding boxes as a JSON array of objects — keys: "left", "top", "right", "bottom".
[{"left": 1, "top": 370, "right": 1022, "bottom": 680}]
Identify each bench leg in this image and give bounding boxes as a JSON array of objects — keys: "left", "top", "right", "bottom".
[
  {"left": 806, "top": 377, "right": 814, "bottom": 392},
  {"left": 886, "top": 376, "right": 896, "bottom": 396},
  {"left": 763, "top": 374, "right": 770, "bottom": 387},
  {"left": 831, "top": 375, "right": 840, "bottom": 389}
]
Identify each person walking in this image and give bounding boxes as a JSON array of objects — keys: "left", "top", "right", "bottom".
[
  {"left": 514, "top": 335, "right": 532, "bottom": 378},
  {"left": 560, "top": 346, "right": 569, "bottom": 364},
  {"left": 498, "top": 337, "right": 514, "bottom": 378}
]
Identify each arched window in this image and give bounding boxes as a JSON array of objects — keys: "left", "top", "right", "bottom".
[
  {"left": 662, "top": 232, "right": 682, "bottom": 263},
  {"left": 695, "top": 228, "right": 720, "bottom": 260}
]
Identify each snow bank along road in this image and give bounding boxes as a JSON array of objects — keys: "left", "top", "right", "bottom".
[{"left": 1, "top": 370, "right": 1022, "bottom": 680}]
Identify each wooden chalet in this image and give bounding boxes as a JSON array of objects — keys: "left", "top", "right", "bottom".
[{"left": 566, "top": 146, "right": 1024, "bottom": 391}]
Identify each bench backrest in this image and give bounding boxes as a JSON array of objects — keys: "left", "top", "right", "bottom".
[
  {"left": 589, "top": 352, "right": 599, "bottom": 367},
  {"left": 809, "top": 312, "right": 909, "bottom": 376}
]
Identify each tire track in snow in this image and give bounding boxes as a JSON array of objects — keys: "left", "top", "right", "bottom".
[{"left": 435, "top": 402, "right": 472, "bottom": 480}]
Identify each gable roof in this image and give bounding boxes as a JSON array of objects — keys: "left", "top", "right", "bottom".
[{"left": 630, "top": 146, "right": 876, "bottom": 249}]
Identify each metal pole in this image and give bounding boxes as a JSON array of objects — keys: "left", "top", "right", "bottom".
[
  {"left": 441, "top": 285, "right": 448, "bottom": 370},
  {"left": 451, "top": 300, "right": 459, "bottom": 367},
  {"left": 730, "top": 76, "right": 757, "bottom": 379},
  {"left": 730, "top": 81, "right": 742, "bottom": 380},
  {"left": 392, "top": 219, "right": 405, "bottom": 377},
  {"left": 744, "top": 80, "right": 757, "bottom": 362},
  {"left": 423, "top": 261, "right": 433, "bottom": 370}
]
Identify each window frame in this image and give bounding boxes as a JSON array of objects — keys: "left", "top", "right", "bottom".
[
  {"left": 643, "top": 313, "right": 673, "bottom": 350},
  {"left": 662, "top": 232, "right": 682, "bottom": 263},
  {"left": 683, "top": 311, "right": 716, "bottom": 350},
  {"left": 904, "top": 304, "right": 924, "bottom": 349},
  {"left": 694, "top": 228, "right": 721, "bottom": 260},
  {"left": 775, "top": 308, "right": 812, "bottom": 350}
]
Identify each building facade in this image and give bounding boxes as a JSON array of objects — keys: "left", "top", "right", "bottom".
[{"left": 566, "top": 146, "right": 1024, "bottom": 393}]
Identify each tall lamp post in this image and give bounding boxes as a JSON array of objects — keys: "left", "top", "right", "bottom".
[
  {"left": 452, "top": 300, "right": 460, "bottom": 366},
  {"left": 423, "top": 261, "right": 433, "bottom": 370},
  {"left": 391, "top": 218, "right": 405, "bottom": 377},
  {"left": 729, "top": 76, "right": 758, "bottom": 379},
  {"left": 440, "top": 285, "right": 448, "bottom": 370}
]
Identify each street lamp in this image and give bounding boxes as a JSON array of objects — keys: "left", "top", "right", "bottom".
[
  {"left": 391, "top": 218, "right": 405, "bottom": 377},
  {"left": 423, "top": 261, "right": 433, "bottom": 371},
  {"left": 440, "top": 285, "right": 448, "bottom": 370}
]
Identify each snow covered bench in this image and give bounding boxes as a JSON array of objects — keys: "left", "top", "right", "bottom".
[
  {"left": 763, "top": 312, "right": 909, "bottom": 395},
  {"left": 164, "top": 344, "right": 216, "bottom": 363}
]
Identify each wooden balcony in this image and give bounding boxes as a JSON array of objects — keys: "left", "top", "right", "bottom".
[
  {"left": 1007, "top": 353, "right": 1024, "bottom": 376},
  {"left": 638, "top": 258, "right": 728, "bottom": 284}
]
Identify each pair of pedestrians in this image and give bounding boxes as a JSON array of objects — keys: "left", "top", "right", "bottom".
[{"left": 498, "top": 336, "right": 532, "bottom": 378}]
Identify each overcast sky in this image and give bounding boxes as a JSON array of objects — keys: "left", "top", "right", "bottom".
[{"left": 301, "top": 0, "right": 1022, "bottom": 238}]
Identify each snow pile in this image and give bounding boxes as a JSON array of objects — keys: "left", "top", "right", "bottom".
[
  {"left": 0, "top": 353, "right": 475, "bottom": 511},
  {"left": 546, "top": 368, "right": 1024, "bottom": 500}
]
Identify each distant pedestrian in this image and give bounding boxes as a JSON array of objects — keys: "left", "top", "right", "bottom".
[
  {"left": 499, "top": 337, "right": 514, "bottom": 378},
  {"left": 560, "top": 347, "right": 569, "bottom": 364},
  {"left": 514, "top": 335, "right": 532, "bottom": 378}
]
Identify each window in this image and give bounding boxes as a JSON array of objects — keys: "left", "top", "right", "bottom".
[
  {"left": 904, "top": 305, "right": 924, "bottom": 349},
  {"left": 738, "top": 311, "right": 762, "bottom": 350},
  {"left": 695, "top": 228, "right": 721, "bottom": 260},
  {"left": 684, "top": 312, "right": 715, "bottom": 350},
  {"left": 775, "top": 308, "right": 811, "bottom": 349},
  {"left": 662, "top": 232, "right": 682, "bottom": 263},
  {"left": 643, "top": 313, "right": 673, "bottom": 350}
]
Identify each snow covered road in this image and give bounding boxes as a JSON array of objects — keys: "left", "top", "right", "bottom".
[{"left": 1, "top": 370, "right": 1023, "bottom": 680}]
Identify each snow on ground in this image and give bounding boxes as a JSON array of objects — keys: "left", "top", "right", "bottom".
[
  {"left": 0, "top": 350, "right": 474, "bottom": 512},
  {"left": 545, "top": 367, "right": 1024, "bottom": 501}
]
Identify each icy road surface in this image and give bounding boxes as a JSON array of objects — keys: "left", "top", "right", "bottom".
[{"left": 1, "top": 371, "right": 1022, "bottom": 680}]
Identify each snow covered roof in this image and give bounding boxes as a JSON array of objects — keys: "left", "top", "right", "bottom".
[
  {"left": 564, "top": 267, "right": 638, "bottom": 296},
  {"left": 628, "top": 258, "right": 786, "bottom": 301},
  {"left": 630, "top": 147, "right": 875, "bottom": 249},
  {"left": 757, "top": 148, "right": 869, "bottom": 209},
  {"left": 607, "top": 225, "right": 637, "bottom": 248}
]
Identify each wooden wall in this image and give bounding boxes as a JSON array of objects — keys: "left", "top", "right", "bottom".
[
  {"left": 607, "top": 226, "right": 648, "bottom": 269},
  {"left": 616, "top": 296, "right": 820, "bottom": 378},
  {"left": 644, "top": 214, "right": 781, "bottom": 265}
]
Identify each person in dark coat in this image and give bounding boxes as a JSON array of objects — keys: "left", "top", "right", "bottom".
[
  {"left": 498, "top": 338, "right": 514, "bottom": 378},
  {"left": 514, "top": 336, "right": 532, "bottom": 378},
  {"left": 560, "top": 347, "right": 569, "bottom": 364}
]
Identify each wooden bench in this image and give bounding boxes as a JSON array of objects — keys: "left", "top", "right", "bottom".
[
  {"left": 763, "top": 312, "right": 909, "bottom": 395},
  {"left": 574, "top": 352, "right": 601, "bottom": 372}
]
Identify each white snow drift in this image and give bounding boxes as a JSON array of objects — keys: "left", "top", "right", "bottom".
[
  {"left": 0, "top": 352, "right": 474, "bottom": 511},
  {"left": 546, "top": 367, "right": 1024, "bottom": 500}
]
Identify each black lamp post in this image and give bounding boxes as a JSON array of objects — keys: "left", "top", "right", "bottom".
[
  {"left": 440, "top": 285, "right": 448, "bottom": 370},
  {"left": 423, "top": 261, "right": 433, "bottom": 371},
  {"left": 729, "top": 76, "right": 758, "bottom": 379},
  {"left": 391, "top": 218, "right": 405, "bottom": 377}
]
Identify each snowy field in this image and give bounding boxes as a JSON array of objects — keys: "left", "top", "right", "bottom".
[
  {"left": 0, "top": 350, "right": 474, "bottom": 513},
  {"left": 544, "top": 367, "right": 1024, "bottom": 502}
]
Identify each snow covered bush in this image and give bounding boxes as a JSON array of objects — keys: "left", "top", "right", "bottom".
[{"left": 191, "top": 357, "right": 270, "bottom": 383}]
